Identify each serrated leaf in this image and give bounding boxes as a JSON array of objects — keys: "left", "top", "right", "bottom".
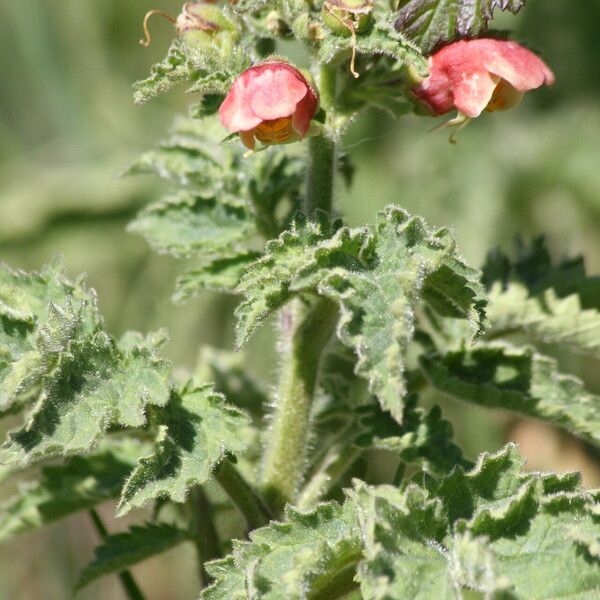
[
  {"left": 421, "top": 342, "right": 600, "bottom": 448},
  {"left": 118, "top": 384, "right": 249, "bottom": 515},
  {"left": 174, "top": 251, "right": 262, "bottom": 302},
  {"left": 133, "top": 37, "right": 249, "bottom": 105},
  {"left": 354, "top": 444, "right": 600, "bottom": 600},
  {"left": 396, "top": 0, "right": 526, "bottom": 54},
  {"left": 234, "top": 212, "right": 344, "bottom": 344},
  {"left": 202, "top": 501, "right": 361, "bottom": 600},
  {"left": 128, "top": 191, "right": 256, "bottom": 259},
  {"left": 0, "top": 264, "right": 171, "bottom": 467},
  {"left": 354, "top": 396, "right": 470, "bottom": 473},
  {"left": 76, "top": 522, "right": 189, "bottom": 590},
  {"left": 484, "top": 237, "right": 600, "bottom": 358},
  {"left": 236, "top": 206, "right": 486, "bottom": 421},
  {"left": 320, "top": 15, "right": 427, "bottom": 75},
  {"left": 0, "top": 442, "right": 143, "bottom": 542},
  {"left": 194, "top": 347, "right": 268, "bottom": 421}
]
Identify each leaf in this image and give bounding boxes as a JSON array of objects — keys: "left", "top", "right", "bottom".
[
  {"left": 421, "top": 342, "right": 600, "bottom": 447},
  {"left": 484, "top": 239, "right": 600, "bottom": 358},
  {"left": 133, "top": 41, "right": 194, "bottom": 105},
  {"left": 174, "top": 251, "right": 262, "bottom": 302},
  {"left": 354, "top": 396, "right": 470, "bottom": 473},
  {"left": 117, "top": 384, "right": 249, "bottom": 515},
  {"left": 236, "top": 206, "right": 486, "bottom": 421},
  {"left": 202, "top": 501, "right": 361, "bottom": 599},
  {"left": 0, "top": 263, "right": 171, "bottom": 467},
  {"left": 133, "top": 37, "right": 249, "bottom": 105},
  {"left": 76, "top": 523, "right": 189, "bottom": 590},
  {"left": 320, "top": 14, "right": 427, "bottom": 75},
  {"left": 354, "top": 444, "right": 600, "bottom": 600},
  {"left": 396, "top": 0, "right": 526, "bottom": 54},
  {"left": 128, "top": 191, "right": 256, "bottom": 259},
  {"left": 194, "top": 346, "right": 268, "bottom": 421},
  {"left": 0, "top": 441, "right": 143, "bottom": 542}
]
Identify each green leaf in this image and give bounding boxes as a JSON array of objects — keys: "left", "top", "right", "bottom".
[
  {"left": 354, "top": 444, "right": 600, "bottom": 600},
  {"left": 234, "top": 212, "right": 344, "bottom": 345},
  {"left": 133, "top": 37, "right": 249, "bottom": 105},
  {"left": 133, "top": 41, "right": 193, "bottom": 105},
  {"left": 173, "top": 251, "right": 262, "bottom": 301},
  {"left": 76, "top": 523, "right": 189, "bottom": 590},
  {"left": 0, "top": 442, "right": 142, "bottom": 542},
  {"left": 0, "top": 263, "right": 171, "bottom": 467},
  {"left": 421, "top": 342, "right": 600, "bottom": 447},
  {"left": 236, "top": 206, "right": 486, "bottom": 421},
  {"left": 354, "top": 396, "right": 470, "bottom": 473},
  {"left": 396, "top": 0, "right": 526, "bottom": 54},
  {"left": 194, "top": 346, "right": 268, "bottom": 421},
  {"left": 117, "top": 384, "right": 249, "bottom": 515},
  {"left": 202, "top": 501, "right": 361, "bottom": 599},
  {"left": 484, "top": 237, "right": 600, "bottom": 357},
  {"left": 320, "top": 14, "right": 427, "bottom": 75},
  {"left": 128, "top": 191, "right": 256, "bottom": 259}
]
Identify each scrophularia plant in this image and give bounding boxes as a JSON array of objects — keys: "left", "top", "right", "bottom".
[{"left": 1, "top": 1, "right": 599, "bottom": 599}]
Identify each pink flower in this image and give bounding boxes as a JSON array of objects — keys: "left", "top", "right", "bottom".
[
  {"left": 219, "top": 62, "right": 319, "bottom": 150},
  {"left": 413, "top": 39, "right": 555, "bottom": 118}
]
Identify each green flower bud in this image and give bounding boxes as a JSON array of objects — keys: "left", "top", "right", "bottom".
[
  {"left": 176, "top": 3, "right": 239, "bottom": 49},
  {"left": 321, "top": 0, "right": 373, "bottom": 37}
]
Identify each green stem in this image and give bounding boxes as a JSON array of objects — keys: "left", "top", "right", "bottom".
[
  {"left": 298, "top": 443, "right": 363, "bottom": 509},
  {"left": 261, "top": 298, "right": 339, "bottom": 512},
  {"left": 88, "top": 510, "right": 146, "bottom": 600},
  {"left": 215, "top": 459, "right": 271, "bottom": 530},
  {"left": 260, "top": 65, "right": 339, "bottom": 513},
  {"left": 305, "top": 135, "right": 336, "bottom": 216},
  {"left": 187, "top": 487, "right": 220, "bottom": 587},
  {"left": 305, "top": 64, "right": 337, "bottom": 216}
]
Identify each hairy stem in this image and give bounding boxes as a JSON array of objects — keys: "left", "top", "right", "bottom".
[
  {"left": 187, "top": 487, "right": 220, "bottom": 587},
  {"left": 261, "top": 298, "right": 338, "bottom": 512},
  {"left": 215, "top": 459, "right": 272, "bottom": 530},
  {"left": 305, "top": 64, "right": 337, "bottom": 216},
  {"left": 88, "top": 510, "right": 146, "bottom": 600}
]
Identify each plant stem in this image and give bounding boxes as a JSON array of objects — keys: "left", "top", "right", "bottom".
[
  {"left": 305, "top": 64, "right": 337, "bottom": 216},
  {"left": 261, "top": 298, "right": 339, "bottom": 512},
  {"left": 215, "top": 459, "right": 272, "bottom": 530},
  {"left": 88, "top": 510, "right": 146, "bottom": 600},
  {"left": 305, "top": 135, "right": 336, "bottom": 216},
  {"left": 187, "top": 487, "right": 220, "bottom": 587},
  {"left": 298, "top": 443, "right": 363, "bottom": 509}
]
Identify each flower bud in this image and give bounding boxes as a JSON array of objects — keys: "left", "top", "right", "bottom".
[
  {"left": 176, "top": 2, "right": 239, "bottom": 48},
  {"left": 321, "top": 0, "right": 373, "bottom": 37},
  {"left": 412, "top": 38, "right": 554, "bottom": 119},
  {"left": 219, "top": 61, "right": 319, "bottom": 151}
]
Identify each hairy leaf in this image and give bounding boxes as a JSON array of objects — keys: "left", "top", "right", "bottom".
[
  {"left": 202, "top": 502, "right": 361, "bottom": 599},
  {"left": 354, "top": 396, "right": 470, "bottom": 473},
  {"left": 0, "top": 442, "right": 143, "bottom": 542},
  {"left": 236, "top": 207, "right": 485, "bottom": 420},
  {"left": 320, "top": 14, "right": 427, "bottom": 76},
  {"left": 354, "top": 444, "right": 600, "bottom": 599},
  {"left": 118, "top": 384, "right": 249, "bottom": 515},
  {"left": 127, "top": 191, "right": 255, "bottom": 259},
  {"left": 396, "top": 0, "right": 526, "bottom": 53},
  {"left": 77, "top": 523, "right": 189, "bottom": 589},
  {"left": 421, "top": 342, "right": 600, "bottom": 448},
  {"left": 174, "top": 251, "right": 262, "bottom": 301},
  {"left": 0, "top": 263, "right": 171, "bottom": 467},
  {"left": 133, "top": 37, "right": 249, "bottom": 105},
  {"left": 484, "top": 237, "right": 600, "bottom": 358}
]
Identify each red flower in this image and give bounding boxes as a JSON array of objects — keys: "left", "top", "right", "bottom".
[
  {"left": 413, "top": 39, "right": 555, "bottom": 118},
  {"left": 219, "top": 62, "right": 319, "bottom": 150}
]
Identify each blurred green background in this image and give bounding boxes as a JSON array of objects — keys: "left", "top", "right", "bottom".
[{"left": 1, "top": 1, "right": 600, "bottom": 598}]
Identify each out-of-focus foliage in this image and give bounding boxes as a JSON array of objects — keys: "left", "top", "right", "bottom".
[{"left": 1, "top": 1, "right": 600, "bottom": 599}]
